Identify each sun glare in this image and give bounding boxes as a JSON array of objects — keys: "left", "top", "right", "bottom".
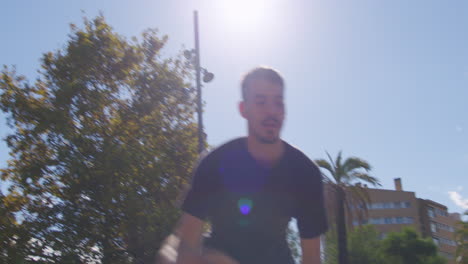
[{"left": 217, "top": 0, "right": 270, "bottom": 31}]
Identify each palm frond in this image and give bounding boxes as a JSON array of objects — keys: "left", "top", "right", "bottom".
[
  {"left": 347, "top": 185, "right": 371, "bottom": 206},
  {"left": 315, "top": 159, "right": 336, "bottom": 180},
  {"left": 350, "top": 172, "right": 381, "bottom": 187},
  {"left": 344, "top": 185, "right": 372, "bottom": 228},
  {"left": 336, "top": 151, "right": 346, "bottom": 182},
  {"left": 335, "top": 151, "right": 343, "bottom": 174},
  {"left": 326, "top": 151, "right": 342, "bottom": 182},
  {"left": 321, "top": 173, "right": 338, "bottom": 186},
  {"left": 343, "top": 157, "right": 371, "bottom": 172},
  {"left": 326, "top": 152, "right": 336, "bottom": 171}
]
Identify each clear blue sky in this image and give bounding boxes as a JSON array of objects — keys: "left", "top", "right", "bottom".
[{"left": 1, "top": 0, "right": 467, "bottom": 216}]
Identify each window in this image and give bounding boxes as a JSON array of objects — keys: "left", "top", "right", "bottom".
[
  {"left": 369, "top": 201, "right": 411, "bottom": 210},
  {"left": 439, "top": 209, "right": 448, "bottom": 217},
  {"left": 439, "top": 237, "right": 456, "bottom": 246},
  {"left": 432, "top": 208, "right": 448, "bottom": 217},
  {"left": 430, "top": 222, "right": 437, "bottom": 233},
  {"left": 366, "top": 217, "right": 414, "bottom": 225},
  {"left": 433, "top": 221, "right": 455, "bottom": 232},
  {"left": 428, "top": 207, "right": 435, "bottom": 218},
  {"left": 370, "top": 218, "right": 384, "bottom": 225},
  {"left": 432, "top": 236, "right": 456, "bottom": 246},
  {"left": 438, "top": 251, "right": 454, "bottom": 260}
]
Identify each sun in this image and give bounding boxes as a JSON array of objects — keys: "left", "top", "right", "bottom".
[{"left": 216, "top": 0, "right": 270, "bottom": 32}]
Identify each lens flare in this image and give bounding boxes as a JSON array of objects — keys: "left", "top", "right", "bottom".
[
  {"left": 238, "top": 198, "right": 253, "bottom": 215},
  {"left": 240, "top": 205, "right": 250, "bottom": 214}
]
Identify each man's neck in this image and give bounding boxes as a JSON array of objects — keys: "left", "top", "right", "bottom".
[{"left": 246, "top": 136, "right": 285, "bottom": 167}]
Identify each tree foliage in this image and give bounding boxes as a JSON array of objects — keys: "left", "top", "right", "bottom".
[
  {"left": 0, "top": 15, "right": 199, "bottom": 264},
  {"left": 316, "top": 151, "right": 380, "bottom": 264},
  {"left": 323, "top": 224, "right": 339, "bottom": 264},
  {"left": 381, "top": 228, "right": 446, "bottom": 264},
  {"left": 324, "top": 226, "right": 446, "bottom": 264},
  {"left": 324, "top": 224, "right": 383, "bottom": 264},
  {"left": 347, "top": 225, "right": 383, "bottom": 264}
]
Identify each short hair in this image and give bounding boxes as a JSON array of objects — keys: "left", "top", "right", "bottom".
[{"left": 241, "top": 67, "right": 284, "bottom": 101}]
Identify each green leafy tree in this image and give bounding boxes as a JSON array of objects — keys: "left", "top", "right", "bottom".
[
  {"left": 323, "top": 224, "right": 339, "bottom": 264},
  {"left": 316, "top": 151, "right": 380, "bottom": 264},
  {"left": 381, "top": 228, "right": 446, "bottom": 264},
  {"left": 325, "top": 226, "right": 446, "bottom": 264},
  {"left": 347, "top": 225, "right": 383, "bottom": 264},
  {"left": 0, "top": 15, "right": 199, "bottom": 263},
  {"left": 455, "top": 211, "right": 468, "bottom": 264},
  {"left": 0, "top": 190, "right": 31, "bottom": 263},
  {"left": 324, "top": 224, "right": 383, "bottom": 264}
]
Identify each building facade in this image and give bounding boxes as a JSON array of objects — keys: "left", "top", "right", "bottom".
[
  {"left": 419, "top": 199, "right": 460, "bottom": 262},
  {"left": 355, "top": 178, "right": 460, "bottom": 264}
]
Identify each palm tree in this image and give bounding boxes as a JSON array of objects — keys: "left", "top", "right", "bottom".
[{"left": 316, "top": 151, "right": 380, "bottom": 264}]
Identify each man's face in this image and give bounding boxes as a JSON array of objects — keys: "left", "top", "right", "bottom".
[{"left": 240, "top": 78, "right": 285, "bottom": 144}]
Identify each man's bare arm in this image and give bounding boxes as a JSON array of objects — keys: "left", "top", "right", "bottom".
[
  {"left": 301, "top": 237, "right": 321, "bottom": 264},
  {"left": 158, "top": 213, "right": 238, "bottom": 264},
  {"left": 174, "top": 213, "right": 205, "bottom": 264}
]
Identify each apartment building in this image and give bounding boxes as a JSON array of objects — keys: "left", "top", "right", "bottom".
[
  {"left": 354, "top": 178, "right": 460, "bottom": 264},
  {"left": 419, "top": 199, "right": 460, "bottom": 262}
]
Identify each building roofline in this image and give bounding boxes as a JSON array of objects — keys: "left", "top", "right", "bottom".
[
  {"left": 419, "top": 198, "right": 448, "bottom": 210},
  {"left": 365, "top": 187, "right": 416, "bottom": 195}
]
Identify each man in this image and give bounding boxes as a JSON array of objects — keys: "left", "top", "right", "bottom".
[{"left": 160, "top": 67, "right": 328, "bottom": 264}]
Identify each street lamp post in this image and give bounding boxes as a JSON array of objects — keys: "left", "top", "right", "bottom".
[
  {"left": 194, "top": 11, "right": 204, "bottom": 154},
  {"left": 186, "top": 10, "right": 214, "bottom": 154}
]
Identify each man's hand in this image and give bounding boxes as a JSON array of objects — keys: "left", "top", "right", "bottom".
[
  {"left": 157, "top": 234, "right": 182, "bottom": 264},
  {"left": 157, "top": 213, "right": 204, "bottom": 264},
  {"left": 157, "top": 213, "right": 239, "bottom": 264},
  {"left": 157, "top": 234, "right": 238, "bottom": 264}
]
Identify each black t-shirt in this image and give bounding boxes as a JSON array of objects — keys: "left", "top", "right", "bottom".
[{"left": 182, "top": 138, "right": 328, "bottom": 264}]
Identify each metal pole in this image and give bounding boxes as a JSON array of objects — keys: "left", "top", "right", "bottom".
[{"left": 194, "top": 10, "right": 204, "bottom": 154}]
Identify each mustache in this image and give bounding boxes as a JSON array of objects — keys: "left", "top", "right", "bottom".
[{"left": 262, "top": 117, "right": 280, "bottom": 125}]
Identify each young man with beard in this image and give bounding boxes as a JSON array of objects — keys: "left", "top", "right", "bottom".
[{"left": 160, "top": 67, "right": 328, "bottom": 264}]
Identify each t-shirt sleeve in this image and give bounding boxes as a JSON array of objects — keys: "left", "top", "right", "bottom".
[
  {"left": 181, "top": 157, "right": 217, "bottom": 220},
  {"left": 295, "top": 159, "right": 328, "bottom": 239}
]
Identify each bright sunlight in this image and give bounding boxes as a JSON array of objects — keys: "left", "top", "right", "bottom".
[{"left": 215, "top": 0, "right": 273, "bottom": 31}]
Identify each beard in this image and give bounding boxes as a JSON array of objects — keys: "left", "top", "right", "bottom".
[
  {"left": 253, "top": 128, "right": 280, "bottom": 144},
  {"left": 248, "top": 116, "right": 283, "bottom": 144}
]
